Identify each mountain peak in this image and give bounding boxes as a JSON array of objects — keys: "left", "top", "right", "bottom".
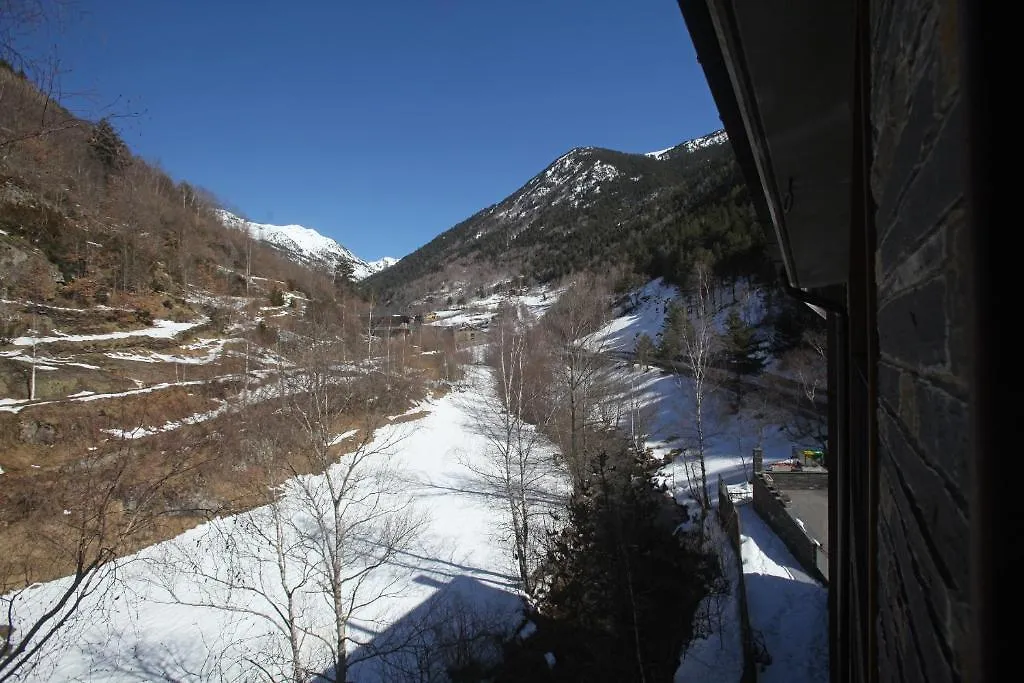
[
  {"left": 363, "top": 126, "right": 741, "bottom": 302},
  {"left": 215, "top": 210, "right": 395, "bottom": 281}
]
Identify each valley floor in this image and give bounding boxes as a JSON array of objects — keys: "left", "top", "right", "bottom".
[
  {"left": 8, "top": 365, "right": 566, "bottom": 682},
  {"left": 6, "top": 280, "right": 829, "bottom": 682}
]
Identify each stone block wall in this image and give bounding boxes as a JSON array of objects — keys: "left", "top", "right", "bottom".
[
  {"left": 752, "top": 474, "right": 826, "bottom": 583},
  {"left": 762, "top": 470, "right": 828, "bottom": 490},
  {"left": 871, "top": 0, "right": 970, "bottom": 680}
]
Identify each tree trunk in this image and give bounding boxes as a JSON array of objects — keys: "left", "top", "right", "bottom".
[{"left": 332, "top": 550, "right": 348, "bottom": 683}]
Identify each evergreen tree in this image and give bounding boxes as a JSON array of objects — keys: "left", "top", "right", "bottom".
[
  {"left": 518, "top": 446, "right": 711, "bottom": 682},
  {"left": 657, "top": 301, "right": 685, "bottom": 361},
  {"left": 723, "top": 308, "right": 764, "bottom": 409},
  {"left": 634, "top": 333, "right": 655, "bottom": 368},
  {"left": 333, "top": 259, "right": 354, "bottom": 285},
  {"left": 88, "top": 118, "right": 126, "bottom": 174}
]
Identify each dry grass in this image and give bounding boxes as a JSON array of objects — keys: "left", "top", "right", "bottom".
[{"left": 0, "top": 366, "right": 435, "bottom": 587}]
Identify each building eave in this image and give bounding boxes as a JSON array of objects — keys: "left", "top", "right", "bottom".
[{"left": 678, "top": 0, "right": 856, "bottom": 289}]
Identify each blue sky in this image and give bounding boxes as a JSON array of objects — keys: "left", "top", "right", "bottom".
[{"left": 38, "top": 0, "right": 719, "bottom": 260}]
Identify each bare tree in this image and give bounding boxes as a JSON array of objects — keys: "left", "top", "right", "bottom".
[
  {"left": 147, "top": 336, "right": 426, "bottom": 682},
  {"left": 280, "top": 338, "right": 426, "bottom": 682},
  {"left": 0, "top": 302, "right": 20, "bottom": 345},
  {"left": 791, "top": 328, "right": 825, "bottom": 405},
  {"left": 675, "top": 263, "right": 721, "bottom": 514},
  {"left": 542, "top": 274, "right": 615, "bottom": 492},
  {"left": 733, "top": 387, "right": 778, "bottom": 481},
  {"left": 241, "top": 218, "right": 255, "bottom": 398},
  {"left": 366, "top": 298, "right": 375, "bottom": 363},
  {"left": 779, "top": 328, "right": 827, "bottom": 452},
  {"left": 151, "top": 467, "right": 316, "bottom": 683},
  {"left": 0, "top": 440, "right": 195, "bottom": 681},
  {"left": 0, "top": 1, "right": 75, "bottom": 151},
  {"left": 604, "top": 373, "right": 654, "bottom": 463},
  {"left": 464, "top": 301, "right": 561, "bottom": 594}
]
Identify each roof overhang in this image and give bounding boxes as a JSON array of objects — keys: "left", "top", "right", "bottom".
[{"left": 679, "top": 0, "right": 856, "bottom": 289}]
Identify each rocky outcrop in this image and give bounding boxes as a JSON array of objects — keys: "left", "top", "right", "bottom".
[{"left": 19, "top": 419, "right": 58, "bottom": 445}]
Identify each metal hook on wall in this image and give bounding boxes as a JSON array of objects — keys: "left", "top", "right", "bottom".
[{"left": 782, "top": 176, "right": 795, "bottom": 213}]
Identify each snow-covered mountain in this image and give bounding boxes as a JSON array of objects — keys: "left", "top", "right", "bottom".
[
  {"left": 351, "top": 256, "right": 398, "bottom": 281},
  {"left": 215, "top": 210, "right": 396, "bottom": 281},
  {"left": 364, "top": 256, "right": 399, "bottom": 276}
]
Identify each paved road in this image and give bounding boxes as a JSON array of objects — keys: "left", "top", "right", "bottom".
[
  {"left": 609, "top": 349, "right": 828, "bottom": 417},
  {"left": 783, "top": 488, "right": 829, "bottom": 554}
]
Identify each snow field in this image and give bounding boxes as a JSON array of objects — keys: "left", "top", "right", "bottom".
[
  {"left": 5, "top": 277, "right": 827, "bottom": 682},
  {"left": 7, "top": 367, "right": 565, "bottom": 682}
]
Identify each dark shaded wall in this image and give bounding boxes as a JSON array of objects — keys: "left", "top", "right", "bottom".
[
  {"left": 752, "top": 474, "right": 827, "bottom": 583},
  {"left": 764, "top": 470, "right": 829, "bottom": 490},
  {"left": 870, "top": 0, "right": 970, "bottom": 680}
]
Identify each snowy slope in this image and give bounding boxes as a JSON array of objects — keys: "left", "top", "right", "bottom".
[
  {"left": 492, "top": 147, "right": 624, "bottom": 223},
  {"left": 216, "top": 210, "right": 396, "bottom": 281},
  {"left": 646, "top": 129, "right": 729, "bottom": 161},
  {"left": 5, "top": 317, "right": 826, "bottom": 681},
  {"left": 644, "top": 146, "right": 675, "bottom": 160},
  {"left": 8, "top": 367, "right": 566, "bottom": 682},
  {"left": 587, "top": 277, "right": 680, "bottom": 353},
  {"left": 680, "top": 129, "right": 729, "bottom": 153},
  {"left": 362, "top": 128, "right": 737, "bottom": 299},
  {"left": 425, "top": 284, "right": 563, "bottom": 330},
  {"left": 487, "top": 128, "right": 731, "bottom": 228},
  {"left": 364, "top": 256, "right": 399, "bottom": 276},
  {"left": 587, "top": 276, "right": 770, "bottom": 356}
]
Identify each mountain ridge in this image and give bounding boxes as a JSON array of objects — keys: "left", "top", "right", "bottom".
[
  {"left": 361, "top": 128, "right": 767, "bottom": 307},
  {"left": 216, "top": 210, "right": 396, "bottom": 281}
]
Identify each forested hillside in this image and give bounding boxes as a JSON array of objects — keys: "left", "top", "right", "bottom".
[
  {"left": 0, "top": 61, "right": 362, "bottom": 312},
  {"left": 363, "top": 131, "right": 774, "bottom": 306},
  {"left": 1, "top": 58, "right": 461, "bottom": 602}
]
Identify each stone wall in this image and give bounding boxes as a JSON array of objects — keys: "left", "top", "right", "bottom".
[
  {"left": 752, "top": 474, "right": 826, "bottom": 583},
  {"left": 761, "top": 470, "right": 828, "bottom": 490},
  {"left": 870, "top": 0, "right": 970, "bottom": 681}
]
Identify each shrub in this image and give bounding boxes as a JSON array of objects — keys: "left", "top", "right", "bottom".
[
  {"left": 60, "top": 276, "right": 102, "bottom": 305},
  {"left": 256, "top": 320, "right": 278, "bottom": 345},
  {"left": 134, "top": 307, "right": 154, "bottom": 325},
  {"left": 0, "top": 305, "right": 26, "bottom": 344}
]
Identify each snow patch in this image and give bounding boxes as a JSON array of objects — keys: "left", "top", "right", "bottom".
[
  {"left": 586, "top": 277, "right": 679, "bottom": 354},
  {"left": 645, "top": 146, "right": 674, "bottom": 159},
  {"left": 10, "top": 318, "right": 207, "bottom": 347},
  {"left": 328, "top": 428, "right": 359, "bottom": 446},
  {"left": 674, "top": 514, "right": 745, "bottom": 682}
]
